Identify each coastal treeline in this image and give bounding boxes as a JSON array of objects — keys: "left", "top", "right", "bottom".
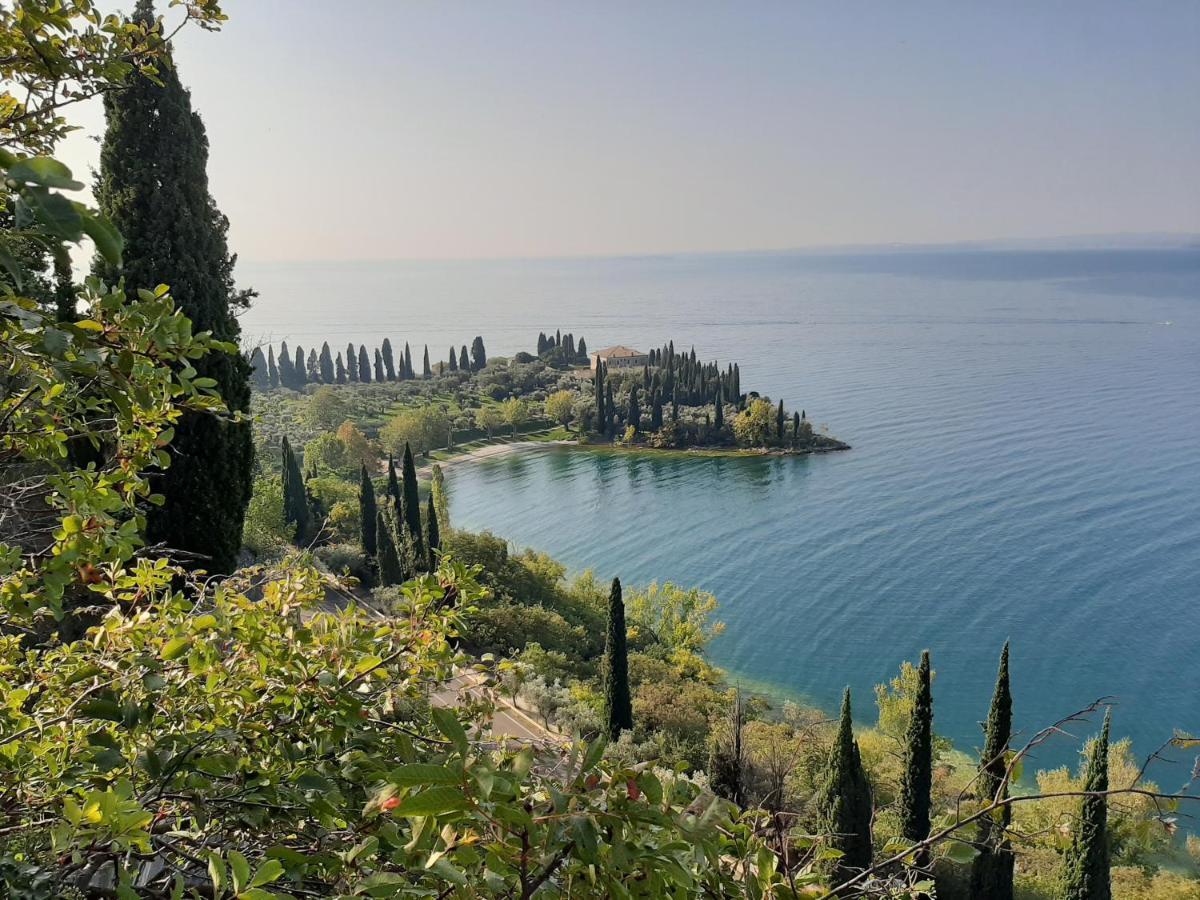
[{"left": 249, "top": 335, "right": 489, "bottom": 390}]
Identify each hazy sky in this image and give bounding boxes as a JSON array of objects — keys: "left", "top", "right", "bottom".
[{"left": 61, "top": 1, "right": 1200, "bottom": 261}]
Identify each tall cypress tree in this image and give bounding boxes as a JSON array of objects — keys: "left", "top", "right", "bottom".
[
  {"left": 404, "top": 342, "right": 414, "bottom": 379},
  {"left": 376, "top": 511, "right": 402, "bottom": 586},
  {"left": 294, "top": 345, "right": 307, "bottom": 385},
  {"left": 94, "top": 0, "right": 252, "bottom": 572},
  {"left": 424, "top": 495, "right": 440, "bottom": 570},
  {"left": 335, "top": 353, "right": 346, "bottom": 384},
  {"left": 401, "top": 442, "right": 425, "bottom": 564},
  {"left": 603, "top": 577, "right": 633, "bottom": 739},
  {"left": 970, "top": 642, "right": 1015, "bottom": 900},
  {"left": 817, "top": 688, "right": 873, "bottom": 883},
  {"left": 422, "top": 345, "right": 432, "bottom": 378},
  {"left": 267, "top": 345, "right": 279, "bottom": 389},
  {"left": 594, "top": 361, "right": 605, "bottom": 427},
  {"left": 605, "top": 382, "right": 616, "bottom": 437},
  {"left": 627, "top": 385, "right": 640, "bottom": 434},
  {"left": 248, "top": 346, "right": 268, "bottom": 390},
  {"left": 714, "top": 390, "right": 724, "bottom": 431},
  {"left": 346, "top": 342, "right": 358, "bottom": 381},
  {"left": 319, "top": 342, "right": 334, "bottom": 383},
  {"left": 899, "top": 651, "right": 934, "bottom": 867},
  {"left": 776, "top": 399, "right": 785, "bottom": 442},
  {"left": 385, "top": 455, "right": 401, "bottom": 505},
  {"left": 381, "top": 338, "right": 396, "bottom": 380},
  {"left": 358, "top": 345, "right": 372, "bottom": 383},
  {"left": 471, "top": 336, "right": 487, "bottom": 371},
  {"left": 448, "top": 347, "right": 458, "bottom": 372},
  {"left": 280, "top": 437, "right": 309, "bottom": 544},
  {"left": 459, "top": 345, "right": 470, "bottom": 371},
  {"left": 373, "top": 348, "right": 384, "bottom": 382},
  {"left": 359, "top": 464, "right": 377, "bottom": 557},
  {"left": 1062, "top": 711, "right": 1112, "bottom": 900}
]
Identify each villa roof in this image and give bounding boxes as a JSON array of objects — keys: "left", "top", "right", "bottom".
[{"left": 591, "top": 345, "right": 646, "bottom": 358}]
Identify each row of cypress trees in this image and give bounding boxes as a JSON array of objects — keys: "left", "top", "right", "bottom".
[
  {"left": 535, "top": 329, "right": 587, "bottom": 360},
  {"left": 250, "top": 337, "right": 489, "bottom": 391},
  {"left": 705, "top": 642, "right": 1113, "bottom": 897},
  {"left": 357, "top": 443, "right": 441, "bottom": 585}
]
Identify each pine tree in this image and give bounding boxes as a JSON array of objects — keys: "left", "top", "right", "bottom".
[
  {"left": 471, "top": 336, "right": 487, "bottom": 371},
  {"left": 358, "top": 345, "right": 371, "bottom": 384},
  {"left": 1062, "top": 711, "right": 1112, "bottom": 900},
  {"left": 422, "top": 345, "right": 432, "bottom": 378},
  {"left": 319, "top": 342, "right": 334, "bottom": 383},
  {"left": 267, "top": 345, "right": 279, "bottom": 388},
  {"left": 424, "top": 495, "right": 440, "bottom": 570},
  {"left": 817, "top": 688, "right": 873, "bottom": 883},
  {"left": 382, "top": 338, "right": 396, "bottom": 380},
  {"left": 899, "top": 651, "right": 934, "bottom": 867},
  {"left": 603, "top": 577, "right": 633, "bottom": 739},
  {"left": 448, "top": 347, "right": 458, "bottom": 371},
  {"left": 248, "top": 346, "right": 268, "bottom": 390},
  {"left": 359, "top": 464, "right": 377, "bottom": 557},
  {"left": 281, "top": 437, "right": 309, "bottom": 544},
  {"left": 970, "top": 642, "right": 1015, "bottom": 900},
  {"left": 401, "top": 442, "right": 425, "bottom": 565},
  {"left": 346, "top": 342, "right": 358, "bottom": 381},
  {"left": 376, "top": 511, "right": 403, "bottom": 586},
  {"left": 94, "top": 0, "right": 252, "bottom": 572}
]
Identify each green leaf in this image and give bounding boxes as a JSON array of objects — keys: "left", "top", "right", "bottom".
[
  {"left": 207, "top": 854, "right": 227, "bottom": 897},
  {"left": 7, "top": 157, "right": 84, "bottom": 190},
  {"left": 79, "top": 699, "right": 123, "bottom": 722},
  {"left": 390, "top": 786, "right": 469, "bottom": 817},
  {"left": 431, "top": 707, "right": 468, "bottom": 753},
  {"left": 0, "top": 236, "right": 24, "bottom": 289},
  {"left": 21, "top": 186, "right": 83, "bottom": 240},
  {"left": 388, "top": 764, "right": 460, "bottom": 787},
  {"left": 228, "top": 850, "right": 251, "bottom": 894},
  {"left": 161, "top": 637, "right": 192, "bottom": 660},
  {"left": 943, "top": 840, "right": 979, "bottom": 864},
  {"left": 78, "top": 208, "right": 124, "bottom": 266},
  {"left": 249, "top": 858, "right": 284, "bottom": 887}
]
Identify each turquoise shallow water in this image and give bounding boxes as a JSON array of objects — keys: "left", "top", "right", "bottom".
[{"left": 242, "top": 248, "right": 1200, "bottom": 774}]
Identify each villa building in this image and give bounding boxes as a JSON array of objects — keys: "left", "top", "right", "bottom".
[{"left": 590, "top": 345, "right": 649, "bottom": 372}]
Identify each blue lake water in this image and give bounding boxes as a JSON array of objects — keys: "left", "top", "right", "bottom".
[{"left": 242, "top": 247, "right": 1200, "bottom": 775}]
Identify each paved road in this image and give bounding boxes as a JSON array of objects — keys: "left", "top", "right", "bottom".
[{"left": 432, "top": 670, "right": 564, "bottom": 746}]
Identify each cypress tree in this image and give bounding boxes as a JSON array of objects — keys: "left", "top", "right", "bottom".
[
  {"left": 537, "top": 332, "right": 547, "bottom": 355},
  {"left": 281, "top": 437, "right": 309, "bottom": 544},
  {"left": 471, "top": 336, "right": 487, "bottom": 371},
  {"left": 578, "top": 337, "right": 587, "bottom": 358},
  {"left": 335, "top": 353, "right": 346, "bottom": 384},
  {"left": 401, "top": 442, "right": 425, "bottom": 565},
  {"left": 278, "top": 341, "right": 295, "bottom": 389},
  {"left": 459, "top": 345, "right": 470, "bottom": 371},
  {"left": 1062, "top": 711, "right": 1112, "bottom": 900},
  {"left": 671, "top": 389, "right": 679, "bottom": 423},
  {"left": 776, "top": 399, "right": 785, "bottom": 442},
  {"left": 386, "top": 454, "right": 401, "bottom": 505},
  {"left": 816, "top": 688, "right": 873, "bottom": 883},
  {"left": 605, "top": 382, "right": 616, "bottom": 437},
  {"left": 382, "top": 338, "right": 396, "bottom": 380},
  {"left": 448, "top": 347, "right": 458, "bottom": 371},
  {"left": 555, "top": 328, "right": 561, "bottom": 347},
  {"left": 267, "top": 345, "right": 279, "bottom": 388},
  {"left": 404, "top": 342, "right": 414, "bottom": 379},
  {"left": 422, "top": 345, "right": 432, "bottom": 378},
  {"left": 294, "top": 345, "right": 307, "bottom": 385},
  {"left": 603, "top": 577, "right": 633, "bottom": 739},
  {"left": 650, "top": 389, "right": 663, "bottom": 430},
  {"left": 594, "top": 362, "right": 605, "bottom": 426},
  {"left": 319, "top": 342, "right": 334, "bottom": 383},
  {"left": 899, "top": 651, "right": 934, "bottom": 868},
  {"left": 346, "top": 342, "right": 358, "bottom": 381},
  {"left": 306, "top": 347, "right": 319, "bottom": 382},
  {"left": 358, "top": 345, "right": 372, "bottom": 383},
  {"left": 376, "top": 511, "right": 402, "bottom": 586},
  {"left": 373, "top": 348, "right": 383, "bottom": 382},
  {"left": 714, "top": 389, "right": 724, "bottom": 431},
  {"left": 970, "top": 642, "right": 1015, "bottom": 900},
  {"left": 248, "top": 346, "right": 268, "bottom": 390},
  {"left": 424, "top": 495, "right": 440, "bottom": 570},
  {"left": 793, "top": 411, "right": 801, "bottom": 445},
  {"left": 359, "top": 464, "right": 377, "bottom": 557},
  {"left": 627, "top": 385, "right": 640, "bottom": 434},
  {"left": 95, "top": 0, "right": 252, "bottom": 572}
]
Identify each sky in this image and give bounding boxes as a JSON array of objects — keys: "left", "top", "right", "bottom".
[{"left": 60, "top": 1, "right": 1200, "bottom": 262}]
